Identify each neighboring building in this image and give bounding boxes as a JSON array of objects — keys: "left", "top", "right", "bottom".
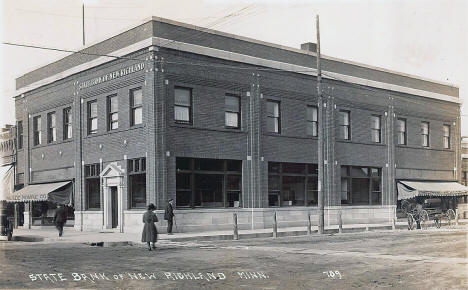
[
  {"left": 0, "top": 125, "right": 17, "bottom": 229},
  {"left": 8, "top": 17, "right": 466, "bottom": 233},
  {"left": 462, "top": 137, "right": 468, "bottom": 186}
]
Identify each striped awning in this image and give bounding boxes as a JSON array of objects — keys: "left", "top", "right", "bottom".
[
  {"left": 397, "top": 180, "right": 468, "bottom": 200},
  {"left": 5, "top": 181, "right": 72, "bottom": 204}
]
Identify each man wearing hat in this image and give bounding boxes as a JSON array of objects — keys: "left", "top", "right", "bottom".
[{"left": 164, "top": 199, "right": 175, "bottom": 235}]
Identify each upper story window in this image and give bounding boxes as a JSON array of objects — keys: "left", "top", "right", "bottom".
[
  {"left": 87, "top": 100, "right": 98, "bottom": 135},
  {"left": 339, "top": 110, "right": 351, "bottom": 140},
  {"left": 421, "top": 121, "right": 430, "bottom": 147},
  {"left": 307, "top": 105, "right": 318, "bottom": 137},
  {"left": 130, "top": 88, "right": 143, "bottom": 126},
  {"left": 225, "top": 95, "right": 240, "bottom": 128},
  {"left": 17, "top": 121, "right": 23, "bottom": 149},
  {"left": 397, "top": 118, "right": 407, "bottom": 145},
  {"left": 174, "top": 87, "right": 192, "bottom": 124},
  {"left": 63, "top": 107, "right": 72, "bottom": 140},
  {"left": 370, "top": 115, "right": 381, "bottom": 143},
  {"left": 33, "top": 115, "right": 41, "bottom": 146},
  {"left": 266, "top": 100, "right": 280, "bottom": 133},
  {"left": 47, "top": 112, "right": 56, "bottom": 143},
  {"left": 107, "top": 95, "right": 118, "bottom": 131},
  {"left": 443, "top": 124, "right": 451, "bottom": 149}
]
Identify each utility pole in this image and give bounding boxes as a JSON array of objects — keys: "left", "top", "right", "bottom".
[
  {"left": 82, "top": 4, "right": 85, "bottom": 46},
  {"left": 316, "top": 15, "right": 325, "bottom": 234}
]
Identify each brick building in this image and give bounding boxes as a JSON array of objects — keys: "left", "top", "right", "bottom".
[
  {"left": 8, "top": 17, "right": 466, "bottom": 233},
  {"left": 462, "top": 137, "right": 468, "bottom": 186}
]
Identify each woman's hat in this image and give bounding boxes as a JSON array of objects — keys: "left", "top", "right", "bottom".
[{"left": 147, "top": 203, "right": 156, "bottom": 210}]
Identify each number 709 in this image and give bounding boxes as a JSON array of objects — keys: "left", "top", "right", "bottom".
[{"left": 323, "top": 271, "right": 342, "bottom": 279}]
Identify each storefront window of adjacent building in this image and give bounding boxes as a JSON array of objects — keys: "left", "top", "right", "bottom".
[
  {"left": 87, "top": 100, "right": 98, "bottom": 135},
  {"left": 128, "top": 157, "right": 146, "bottom": 208},
  {"left": 85, "top": 163, "right": 100, "bottom": 209},
  {"left": 421, "top": 121, "right": 430, "bottom": 147},
  {"left": 339, "top": 110, "right": 350, "bottom": 140},
  {"left": 268, "top": 162, "right": 318, "bottom": 207},
  {"left": 266, "top": 100, "right": 280, "bottom": 133},
  {"left": 174, "top": 87, "right": 192, "bottom": 124},
  {"left": 371, "top": 115, "right": 381, "bottom": 143},
  {"left": 307, "top": 105, "right": 318, "bottom": 137},
  {"left": 107, "top": 95, "right": 118, "bottom": 130},
  {"left": 33, "top": 115, "right": 41, "bottom": 146},
  {"left": 63, "top": 107, "right": 72, "bottom": 140},
  {"left": 176, "top": 157, "right": 242, "bottom": 208},
  {"left": 443, "top": 124, "right": 450, "bottom": 149},
  {"left": 130, "top": 88, "right": 143, "bottom": 126},
  {"left": 341, "top": 166, "right": 381, "bottom": 205},
  {"left": 397, "top": 118, "right": 407, "bottom": 145},
  {"left": 225, "top": 94, "right": 240, "bottom": 128},
  {"left": 17, "top": 121, "right": 23, "bottom": 149},
  {"left": 47, "top": 112, "right": 56, "bottom": 143}
]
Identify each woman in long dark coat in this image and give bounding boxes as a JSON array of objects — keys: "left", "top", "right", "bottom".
[{"left": 142, "top": 203, "right": 158, "bottom": 250}]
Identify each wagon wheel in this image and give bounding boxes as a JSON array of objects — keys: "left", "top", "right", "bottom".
[
  {"left": 446, "top": 209, "right": 456, "bottom": 228},
  {"left": 419, "top": 210, "right": 429, "bottom": 230},
  {"left": 407, "top": 213, "right": 415, "bottom": 230}
]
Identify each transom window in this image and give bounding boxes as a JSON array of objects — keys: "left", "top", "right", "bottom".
[
  {"left": 421, "top": 121, "right": 430, "bottom": 147},
  {"left": 341, "top": 166, "right": 381, "bottom": 205},
  {"left": 107, "top": 95, "right": 118, "bottom": 130},
  {"left": 176, "top": 158, "right": 242, "bottom": 208},
  {"left": 87, "top": 100, "right": 98, "bottom": 135},
  {"left": 130, "top": 88, "right": 143, "bottom": 126},
  {"left": 339, "top": 110, "right": 351, "bottom": 140},
  {"left": 174, "top": 87, "right": 192, "bottom": 124},
  {"left": 443, "top": 125, "right": 450, "bottom": 149},
  {"left": 397, "top": 118, "right": 407, "bottom": 145},
  {"left": 225, "top": 94, "right": 240, "bottom": 128},
  {"left": 266, "top": 100, "right": 280, "bottom": 133},
  {"left": 371, "top": 115, "right": 381, "bottom": 143},
  {"left": 307, "top": 106, "right": 318, "bottom": 137},
  {"left": 47, "top": 112, "right": 56, "bottom": 143}
]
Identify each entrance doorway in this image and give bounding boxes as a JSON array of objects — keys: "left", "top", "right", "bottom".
[{"left": 110, "top": 187, "right": 118, "bottom": 228}]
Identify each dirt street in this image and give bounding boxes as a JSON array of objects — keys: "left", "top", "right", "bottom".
[{"left": 0, "top": 229, "right": 467, "bottom": 289}]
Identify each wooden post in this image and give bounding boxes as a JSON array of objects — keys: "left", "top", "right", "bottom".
[
  {"left": 392, "top": 218, "right": 396, "bottom": 230},
  {"left": 307, "top": 212, "right": 312, "bottom": 235},
  {"left": 316, "top": 14, "right": 325, "bottom": 235},
  {"left": 273, "top": 212, "right": 278, "bottom": 238},
  {"left": 233, "top": 212, "right": 239, "bottom": 240},
  {"left": 338, "top": 210, "right": 343, "bottom": 234},
  {"left": 455, "top": 209, "right": 459, "bottom": 226}
]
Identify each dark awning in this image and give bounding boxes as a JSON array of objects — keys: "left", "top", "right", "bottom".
[
  {"left": 5, "top": 181, "right": 73, "bottom": 204},
  {"left": 397, "top": 180, "right": 468, "bottom": 200}
]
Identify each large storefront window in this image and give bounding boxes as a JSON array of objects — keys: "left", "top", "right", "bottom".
[
  {"left": 341, "top": 166, "right": 382, "bottom": 205},
  {"left": 176, "top": 157, "right": 242, "bottom": 208},
  {"left": 128, "top": 158, "right": 146, "bottom": 208},
  {"left": 85, "top": 163, "right": 100, "bottom": 209},
  {"left": 268, "top": 162, "right": 318, "bottom": 207}
]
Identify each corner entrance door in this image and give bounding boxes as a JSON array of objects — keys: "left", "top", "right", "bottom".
[{"left": 110, "top": 186, "right": 118, "bottom": 228}]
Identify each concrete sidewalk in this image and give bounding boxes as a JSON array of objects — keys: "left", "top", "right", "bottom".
[{"left": 7, "top": 219, "right": 467, "bottom": 245}]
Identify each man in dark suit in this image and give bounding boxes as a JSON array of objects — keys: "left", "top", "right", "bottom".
[
  {"left": 164, "top": 199, "right": 174, "bottom": 235},
  {"left": 53, "top": 205, "right": 67, "bottom": 237}
]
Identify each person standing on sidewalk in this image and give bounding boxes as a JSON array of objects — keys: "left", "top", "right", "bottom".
[
  {"left": 53, "top": 205, "right": 67, "bottom": 237},
  {"left": 142, "top": 203, "right": 158, "bottom": 251},
  {"left": 164, "top": 199, "right": 174, "bottom": 235}
]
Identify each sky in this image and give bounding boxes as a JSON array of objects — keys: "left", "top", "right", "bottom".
[{"left": 1, "top": 0, "right": 467, "bottom": 136}]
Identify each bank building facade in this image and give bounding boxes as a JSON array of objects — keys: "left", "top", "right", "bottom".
[{"left": 5, "top": 17, "right": 467, "bottom": 233}]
